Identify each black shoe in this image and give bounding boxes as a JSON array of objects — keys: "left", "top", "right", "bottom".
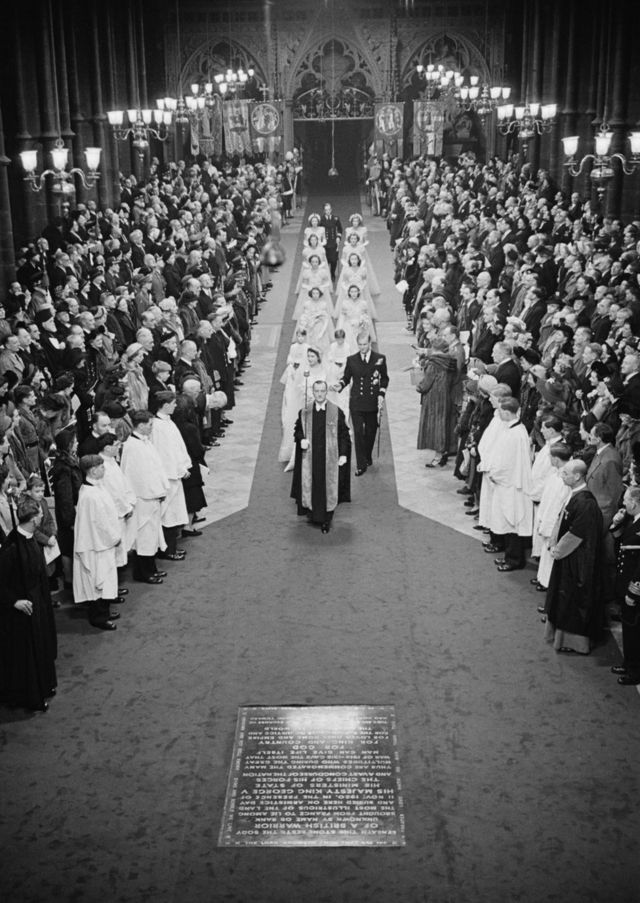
[
  {"left": 108, "top": 611, "right": 121, "bottom": 621},
  {"left": 117, "top": 587, "right": 129, "bottom": 596},
  {"left": 530, "top": 578, "right": 540, "bottom": 585},
  {"left": 473, "top": 525, "right": 487, "bottom": 532},
  {"left": 497, "top": 564, "right": 519, "bottom": 572},
  {"left": 221, "top": 419, "right": 234, "bottom": 425},
  {"left": 154, "top": 570, "right": 168, "bottom": 578},
  {"left": 355, "top": 466, "right": 367, "bottom": 476},
  {"left": 135, "top": 575, "right": 163, "bottom": 585},
  {"left": 464, "top": 498, "right": 475, "bottom": 507},
  {"left": 437, "top": 454, "right": 449, "bottom": 467},
  {"left": 157, "top": 551, "right": 186, "bottom": 561},
  {"left": 465, "top": 509, "right": 479, "bottom": 516},
  {"left": 366, "top": 458, "right": 373, "bottom": 466},
  {"left": 321, "top": 523, "right": 330, "bottom": 534},
  {"left": 536, "top": 584, "right": 547, "bottom": 592},
  {"left": 91, "top": 620, "right": 117, "bottom": 630},
  {"left": 192, "top": 515, "right": 205, "bottom": 523},
  {"left": 537, "top": 605, "right": 546, "bottom": 614},
  {"left": 483, "top": 544, "right": 502, "bottom": 553},
  {"left": 494, "top": 557, "right": 506, "bottom": 565},
  {"left": 182, "top": 528, "right": 202, "bottom": 537},
  {"left": 617, "top": 675, "right": 640, "bottom": 686},
  {"left": 611, "top": 665, "right": 628, "bottom": 675},
  {"left": 457, "top": 487, "right": 473, "bottom": 495}
]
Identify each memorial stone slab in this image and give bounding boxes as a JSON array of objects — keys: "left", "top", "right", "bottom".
[{"left": 219, "top": 705, "right": 405, "bottom": 847}]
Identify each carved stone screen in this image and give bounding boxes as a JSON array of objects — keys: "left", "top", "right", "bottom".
[{"left": 219, "top": 705, "right": 405, "bottom": 847}]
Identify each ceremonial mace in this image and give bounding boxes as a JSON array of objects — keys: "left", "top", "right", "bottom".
[
  {"left": 377, "top": 401, "right": 383, "bottom": 458},
  {"left": 303, "top": 369, "right": 310, "bottom": 440}
]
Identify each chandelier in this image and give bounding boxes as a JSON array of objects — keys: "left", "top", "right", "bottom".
[
  {"left": 416, "top": 63, "right": 463, "bottom": 101},
  {"left": 213, "top": 67, "right": 255, "bottom": 97},
  {"left": 20, "top": 138, "right": 101, "bottom": 194},
  {"left": 107, "top": 108, "right": 172, "bottom": 156},
  {"left": 562, "top": 124, "right": 640, "bottom": 198},
  {"left": 457, "top": 77, "right": 511, "bottom": 123},
  {"left": 497, "top": 101, "right": 557, "bottom": 154}
]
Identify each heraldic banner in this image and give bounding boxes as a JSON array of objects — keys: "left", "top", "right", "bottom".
[
  {"left": 413, "top": 101, "right": 444, "bottom": 157},
  {"left": 249, "top": 100, "right": 284, "bottom": 156},
  {"left": 192, "top": 96, "right": 224, "bottom": 158},
  {"left": 223, "top": 99, "right": 252, "bottom": 156},
  {"left": 373, "top": 103, "right": 404, "bottom": 158}
]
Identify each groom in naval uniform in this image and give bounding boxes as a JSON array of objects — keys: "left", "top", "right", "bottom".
[
  {"left": 334, "top": 333, "right": 389, "bottom": 476},
  {"left": 319, "top": 202, "right": 343, "bottom": 282}
]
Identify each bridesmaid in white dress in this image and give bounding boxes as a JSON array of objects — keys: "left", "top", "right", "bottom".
[
  {"left": 304, "top": 213, "right": 327, "bottom": 246},
  {"left": 293, "top": 255, "right": 334, "bottom": 319},
  {"left": 335, "top": 252, "right": 378, "bottom": 323},
  {"left": 340, "top": 228, "right": 381, "bottom": 296},
  {"left": 296, "top": 287, "right": 333, "bottom": 355},
  {"left": 295, "top": 234, "right": 329, "bottom": 294},
  {"left": 326, "top": 328, "right": 351, "bottom": 418},
  {"left": 336, "top": 284, "right": 375, "bottom": 354}
]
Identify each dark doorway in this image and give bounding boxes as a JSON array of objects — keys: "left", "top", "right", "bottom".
[{"left": 294, "top": 120, "right": 373, "bottom": 192}]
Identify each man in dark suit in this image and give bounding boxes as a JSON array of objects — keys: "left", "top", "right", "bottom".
[
  {"left": 334, "top": 333, "right": 389, "bottom": 476},
  {"left": 319, "top": 203, "right": 343, "bottom": 282}
]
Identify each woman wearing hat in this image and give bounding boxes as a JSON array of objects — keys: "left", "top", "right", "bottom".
[{"left": 122, "top": 343, "right": 149, "bottom": 412}]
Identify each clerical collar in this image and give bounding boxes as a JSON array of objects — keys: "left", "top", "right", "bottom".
[
  {"left": 571, "top": 482, "right": 587, "bottom": 494},
  {"left": 509, "top": 419, "right": 521, "bottom": 428},
  {"left": 17, "top": 526, "right": 33, "bottom": 539},
  {"left": 315, "top": 404, "right": 326, "bottom": 412}
]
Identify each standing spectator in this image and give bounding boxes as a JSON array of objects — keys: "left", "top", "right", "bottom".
[
  {"left": 73, "top": 455, "right": 123, "bottom": 630},
  {"left": 0, "top": 495, "right": 57, "bottom": 712},
  {"left": 416, "top": 338, "right": 457, "bottom": 467},
  {"left": 120, "top": 410, "right": 169, "bottom": 585},
  {"left": 151, "top": 392, "right": 190, "bottom": 560},
  {"left": 544, "top": 459, "right": 604, "bottom": 654},
  {"left": 50, "top": 428, "right": 82, "bottom": 594}
]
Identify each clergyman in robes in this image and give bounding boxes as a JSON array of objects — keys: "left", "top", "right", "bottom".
[
  {"left": 0, "top": 495, "right": 57, "bottom": 712},
  {"left": 120, "top": 410, "right": 169, "bottom": 584},
  {"left": 544, "top": 459, "right": 604, "bottom": 654},
  {"left": 73, "top": 455, "right": 123, "bottom": 631},
  {"left": 291, "top": 380, "right": 350, "bottom": 533}
]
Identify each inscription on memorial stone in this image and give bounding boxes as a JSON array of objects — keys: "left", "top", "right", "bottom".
[{"left": 219, "top": 705, "right": 405, "bottom": 847}]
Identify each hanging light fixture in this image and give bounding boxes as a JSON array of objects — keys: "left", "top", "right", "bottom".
[
  {"left": 21, "top": 138, "right": 101, "bottom": 194},
  {"left": 107, "top": 108, "right": 172, "bottom": 156},
  {"left": 561, "top": 8, "right": 640, "bottom": 198},
  {"left": 20, "top": 1, "right": 101, "bottom": 193},
  {"left": 497, "top": 101, "right": 557, "bottom": 154},
  {"left": 562, "top": 127, "right": 640, "bottom": 198},
  {"left": 415, "top": 63, "right": 463, "bottom": 101},
  {"left": 328, "top": 23, "right": 338, "bottom": 177},
  {"left": 457, "top": 77, "right": 511, "bottom": 123}
]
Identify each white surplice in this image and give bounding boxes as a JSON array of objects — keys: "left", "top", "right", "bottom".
[
  {"left": 477, "top": 412, "right": 509, "bottom": 528},
  {"left": 72, "top": 480, "right": 121, "bottom": 603},
  {"left": 487, "top": 421, "right": 534, "bottom": 536},
  {"left": 151, "top": 414, "right": 190, "bottom": 528},
  {"left": 101, "top": 456, "right": 136, "bottom": 566},
  {"left": 121, "top": 433, "right": 169, "bottom": 555}
]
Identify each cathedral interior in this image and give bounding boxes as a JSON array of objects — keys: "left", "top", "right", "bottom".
[{"left": 1, "top": 2, "right": 640, "bottom": 902}]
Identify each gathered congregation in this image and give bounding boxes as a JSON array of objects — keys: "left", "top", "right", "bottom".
[
  {"left": 390, "top": 152, "right": 640, "bottom": 685},
  {"left": 0, "top": 155, "right": 296, "bottom": 711}
]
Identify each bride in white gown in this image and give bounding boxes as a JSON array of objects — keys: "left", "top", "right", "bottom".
[{"left": 279, "top": 345, "right": 327, "bottom": 466}]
